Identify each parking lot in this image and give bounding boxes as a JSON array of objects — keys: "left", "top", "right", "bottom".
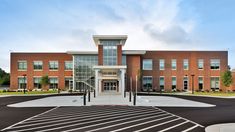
[{"left": 2, "top": 106, "right": 204, "bottom": 132}]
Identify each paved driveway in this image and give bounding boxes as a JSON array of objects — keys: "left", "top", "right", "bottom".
[{"left": 2, "top": 106, "right": 204, "bottom": 132}]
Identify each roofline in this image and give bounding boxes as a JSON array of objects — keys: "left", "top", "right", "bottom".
[{"left": 93, "top": 35, "right": 128, "bottom": 46}]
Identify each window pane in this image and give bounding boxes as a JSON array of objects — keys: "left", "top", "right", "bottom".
[
  {"left": 171, "top": 59, "right": 177, "bottom": 70},
  {"left": 183, "top": 59, "right": 189, "bottom": 70},
  {"left": 143, "top": 59, "right": 152, "bottom": 70},
  {"left": 159, "top": 59, "right": 164, "bottom": 70}
]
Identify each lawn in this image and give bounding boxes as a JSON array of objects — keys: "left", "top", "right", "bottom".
[
  {"left": 0, "top": 90, "right": 58, "bottom": 95},
  {"left": 188, "top": 92, "right": 235, "bottom": 97}
]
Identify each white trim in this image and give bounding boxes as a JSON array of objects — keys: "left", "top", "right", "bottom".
[
  {"left": 171, "top": 59, "right": 177, "bottom": 70},
  {"left": 33, "top": 76, "right": 42, "bottom": 77},
  {"left": 159, "top": 59, "right": 165, "bottom": 70},
  {"left": 183, "top": 59, "right": 189, "bottom": 70},
  {"left": 143, "top": 59, "right": 153, "bottom": 70}
]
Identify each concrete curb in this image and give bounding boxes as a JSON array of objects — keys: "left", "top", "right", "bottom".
[{"left": 205, "top": 123, "right": 235, "bottom": 132}]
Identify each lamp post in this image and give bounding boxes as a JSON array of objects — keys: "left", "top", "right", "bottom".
[
  {"left": 191, "top": 74, "right": 195, "bottom": 94},
  {"left": 23, "top": 74, "right": 27, "bottom": 94}
]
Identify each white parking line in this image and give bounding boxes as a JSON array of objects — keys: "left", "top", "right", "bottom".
[
  {"left": 12, "top": 107, "right": 155, "bottom": 129},
  {"left": 1, "top": 106, "right": 59, "bottom": 131},
  {"left": 86, "top": 112, "right": 167, "bottom": 132},
  {"left": 159, "top": 120, "right": 189, "bottom": 132},
  {"left": 182, "top": 124, "right": 200, "bottom": 132},
  {"left": 64, "top": 113, "right": 170, "bottom": 132},
  {"left": 134, "top": 118, "right": 181, "bottom": 132},
  {"left": 153, "top": 106, "right": 204, "bottom": 128},
  {"left": 110, "top": 115, "right": 175, "bottom": 132},
  {"left": 6, "top": 107, "right": 160, "bottom": 132},
  {"left": 21, "top": 106, "right": 151, "bottom": 125}
]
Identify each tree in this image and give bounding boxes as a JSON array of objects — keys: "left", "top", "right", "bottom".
[
  {"left": 0, "top": 68, "right": 10, "bottom": 86},
  {"left": 40, "top": 75, "right": 49, "bottom": 90},
  {"left": 221, "top": 70, "right": 233, "bottom": 91}
]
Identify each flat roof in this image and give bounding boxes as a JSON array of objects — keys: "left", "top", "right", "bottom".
[
  {"left": 93, "top": 35, "right": 128, "bottom": 46},
  {"left": 67, "top": 51, "right": 98, "bottom": 55}
]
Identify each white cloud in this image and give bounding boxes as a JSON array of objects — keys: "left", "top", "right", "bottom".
[{"left": 0, "top": 0, "right": 199, "bottom": 72}]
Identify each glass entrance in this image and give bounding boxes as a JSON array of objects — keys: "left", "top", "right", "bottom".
[{"left": 103, "top": 81, "right": 117, "bottom": 91}]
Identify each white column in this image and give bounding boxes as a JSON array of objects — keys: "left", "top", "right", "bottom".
[
  {"left": 121, "top": 69, "right": 126, "bottom": 98},
  {"left": 72, "top": 56, "right": 76, "bottom": 91},
  {"left": 95, "top": 69, "right": 99, "bottom": 97}
]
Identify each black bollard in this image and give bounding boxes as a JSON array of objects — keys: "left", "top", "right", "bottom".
[
  {"left": 129, "top": 91, "right": 132, "bottom": 102},
  {"left": 124, "top": 90, "right": 126, "bottom": 98},
  {"left": 133, "top": 92, "right": 136, "bottom": 106},
  {"left": 83, "top": 91, "right": 86, "bottom": 106},
  {"left": 88, "top": 89, "right": 90, "bottom": 102},
  {"left": 94, "top": 89, "right": 96, "bottom": 98}
]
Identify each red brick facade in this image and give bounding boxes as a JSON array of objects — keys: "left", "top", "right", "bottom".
[
  {"left": 10, "top": 53, "right": 72, "bottom": 91},
  {"left": 10, "top": 50, "right": 231, "bottom": 92},
  {"left": 140, "top": 51, "right": 228, "bottom": 92}
]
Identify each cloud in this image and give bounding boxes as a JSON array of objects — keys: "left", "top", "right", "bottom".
[{"left": 143, "top": 24, "right": 190, "bottom": 44}]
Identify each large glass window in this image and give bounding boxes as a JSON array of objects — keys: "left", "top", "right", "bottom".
[
  {"left": 198, "top": 59, "right": 204, "bottom": 70},
  {"left": 198, "top": 77, "right": 203, "bottom": 90},
  {"left": 49, "top": 61, "right": 58, "bottom": 70},
  {"left": 49, "top": 77, "right": 58, "bottom": 89},
  {"left": 159, "top": 77, "right": 164, "bottom": 91},
  {"left": 102, "top": 40, "right": 118, "bottom": 65},
  {"left": 171, "top": 59, "right": 177, "bottom": 70},
  {"left": 172, "top": 77, "right": 177, "bottom": 90},
  {"left": 211, "top": 77, "right": 220, "bottom": 90},
  {"left": 183, "top": 59, "right": 189, "bottom": 70},
  {"left": 33, "top": 61, "right": 43, "bottom": 70},
  {"left": 18, "top": 77, "right": 27, "bottom": 89},
  {"left": 65, "top": 61, "right": 73, "bottom": 70},
  {"left": 18, "top": 61, "right": 27, "bottom": 70},
  {"left": 34, "top": 77, "right": 42, "bottom": 89},
  {"left": 143, "top": 59, "right": 152, "bottom": 70},
  {"left": 159, "top": 59, "right": 165, "bottom": 70},
  {"left": 210, "top": 59, "right": 220, "bottom": 70},
  {"left": 74, "top": 55, "right": 98, "bottom": 91},
  {"left": 142, "top": 76, "right": 153, "bottom": 92}
]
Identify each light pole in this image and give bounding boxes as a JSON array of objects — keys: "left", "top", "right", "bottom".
[
  {"left": 23, "top": 74, "right": 27, "bottom": 94},
  {"left": 191, "top": 74, "right": 195, "bottom": 94}
]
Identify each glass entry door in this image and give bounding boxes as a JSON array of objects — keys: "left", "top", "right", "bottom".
[{"left": 103, "top": 81, "right": 117, "bottom": 91}]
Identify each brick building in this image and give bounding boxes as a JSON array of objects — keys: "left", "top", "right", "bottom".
[{"left": 10, "top": 35, "right": 232, "bottom": 96}]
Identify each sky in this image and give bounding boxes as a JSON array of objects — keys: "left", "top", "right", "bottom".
[{"left": 0, "top": 0, "right": 235, "bottom": 72}]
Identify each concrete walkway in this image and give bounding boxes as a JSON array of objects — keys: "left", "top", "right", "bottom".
[
  {"left": 205, "top": 123, "right": 235, "bottom": 132},
  {"left": 7, "top": 93, "right": 215, "bottom": 107}
]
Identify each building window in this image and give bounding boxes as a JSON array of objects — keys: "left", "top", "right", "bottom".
[
  {"left": 18, "top": 61, "right": 27, "bottom": 70},
  {"left": 65, "top": 61, "right": 73, "bottom": 70},
  {"left": 33, "top": 61, "right": 43, "bottom": 70},
  {"left": 142, "top": 76, "right": 153, "bottom": 92},
  {"left": 198, "top": 59, "right": 204, "bottom": 70},
  {"left": 211, "top": 77, "right": 220, "bottom": 91},
  {"left": 18, "top": 77, "right": 27, "bottom": 89},
  {"left": 183, "top": 59, "right": 189, "bottom": 70},
  {"left": 143, "top": 59, "right": 152, "bottom": 70},
  {"left": 159, "top": 59, "right": 165, "bottom": 70},
  {"left": 102, "top": 40, "right": 118, "bottom": 66},
  {"left": 65, "top": 77, "right": 73, "bottom": 89},
  {"left": 49, "top": 77, "right": 58, "bottom": 89},
  {"left": 210, "top": 59, "right": 220, "bottom": 70},
  {"left": 198, "top": 77, "right": 203, "bottom": 90},
  {"left": 34, "top": 77, "right": 42, "bottom": 89},
  {"left": 171, "top": 59, "right": 177, "bottom": 70},
  {"left": 159, "top": 77, "right": 164, "bottom": 91},
  {"left": 49, "top": 61, "right": 59, "bottom": 70},
  {"left": 172, "top": 77, "right": 177, "bottom": 90}
]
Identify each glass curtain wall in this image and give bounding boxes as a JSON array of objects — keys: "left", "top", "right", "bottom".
[
  {"left": 102, "top": 40, "right": 118, "bottom": 65},
  {"left": 74, "top": 55, "right": 98, "bottom": 91}
]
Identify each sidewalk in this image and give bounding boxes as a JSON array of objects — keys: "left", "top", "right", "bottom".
[
  {"left": 206, "top": 123, "right": 235, "bottom": 132},
  {"left": 87, "top": 93, "right": 132, "bottom": 106}
]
